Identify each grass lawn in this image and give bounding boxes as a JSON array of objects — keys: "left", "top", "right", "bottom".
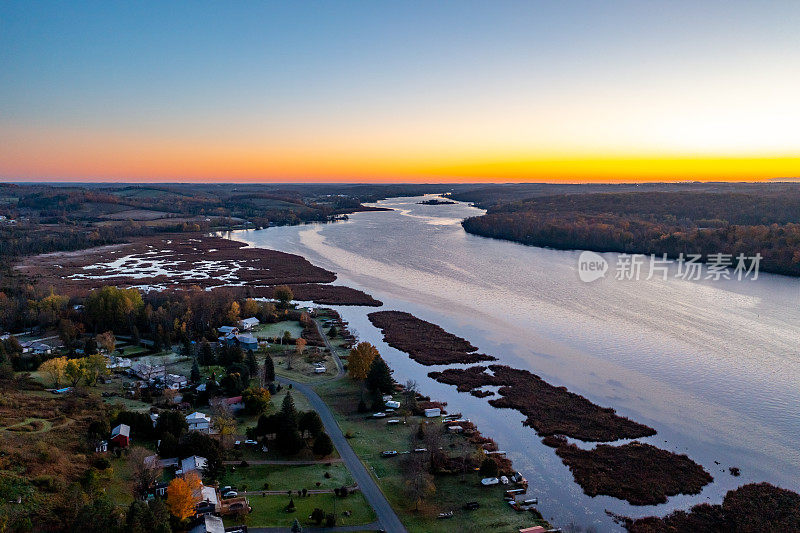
[
  {"left": 313, "top": 379, "right": 549, "bottom": 533},
  {"left": 103, "top": 456, "right": 136, "bottom": 507},
  {"left": 251, "top": 321, "right": 303, "bottom": 340},
  {"left": 219, "top": 463, "right": 353, "bottom": 492},
  {"left": 223, "top": 492, "right": 375, "bottom": 529}
]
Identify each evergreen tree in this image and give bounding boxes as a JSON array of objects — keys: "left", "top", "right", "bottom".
[
  {"left": 281, "top": 392, "right": 298, "bottom": 426},
  {"left": 246, "top": 350, "right": 258, "bottom": 375},
  {"left": 312, "top": 433, "right": 334, "bottom": 456},
  {"left": 190, "top": 358, "right": 201, "bottom": 383},
  {"left": 263, "top": 353, "right": 275, "bottom": 382},
  {"left": 365, "top": 357, "right": 393, "bottom": 394}
]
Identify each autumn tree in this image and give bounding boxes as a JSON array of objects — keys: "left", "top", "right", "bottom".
[
  {"left": 347, "top": 342, "right": 378, "bottom": 381},
  {"left": 226, "top": 301, "right": 241, "bottom": 325},
  {"left": 39, "top": 356, "right": 68, "bottom": 387},
  {"left": 129, "top": 446, "right": 163, "bottom": 499},
  {"left": 81, "top": 353, "right": 109, "bottom": 386},
  {"left": 96, "top": 331, "right": 116, "bottom": 354},
  {"left": 166, "top": 473, "right": 201, "bottom": 520},
  {"left": 212, "top": 403, "right": 237, "bottom": 449},
  {"left": 287, "top": 337, "right": 306, "bottom": 370},
  {"left": 65, "top": 358, "right": 84, "bottom": 386},
  {"left": 273, "top": 285, "right": 293, "bottom": 307},
  {"left": 241, "top": 298, "right": 259, "bottom": 318},
  {"left": 243, "top": 386, "right": 271, "bottom": 415}
]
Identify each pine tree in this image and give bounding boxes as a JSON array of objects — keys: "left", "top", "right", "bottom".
[
  {"left": 246, "top": 350, "right": 258, "bottom": 375},
  {"left": 281, "top": 391, "right": 297, "bottom": 426},
  {"left": 263, "top": 353, "right": 275, "bottom": 382},
  {"left": 190, "top": 358, "right": 201, "bottom": 383},
  {"left": 365, "top": 357, "right": 393, "bottom": 393}
]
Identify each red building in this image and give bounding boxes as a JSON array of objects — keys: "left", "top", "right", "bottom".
[{"left": 110, "top": 423, "right": 130, "bottom": 447}]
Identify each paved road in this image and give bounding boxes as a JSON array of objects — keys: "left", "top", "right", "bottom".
[{"left": 278, "top": 376, "right": 406, "bottom": 533}]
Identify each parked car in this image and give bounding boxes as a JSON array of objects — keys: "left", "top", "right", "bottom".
[
  {"left": 500, "top": 475, "right": 509, "bottom": 484},
  {"left": 372, "top": 412, "right": 387, "bottom": 418},
  {"left": 244, "top": 439, "right": 258, "bottom": 446},
  {"left": 221, "top": 486, "right": 233, "bottom": 494},
  {"left": 380, "top": 450, "right": 398, "bottom": 457},
  {"left": 222, "top": 490, "right": 238, "bottom": 498},
  {"left": 413, "top": 448, "right": 428, "bottom": 453},
  {"left": 481, "top": 477, "right": 500, "bottom": 486}
]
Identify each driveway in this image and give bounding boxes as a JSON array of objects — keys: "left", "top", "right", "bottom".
[{"left": 277, "top": 376, "right": 406, "bottom": 533}]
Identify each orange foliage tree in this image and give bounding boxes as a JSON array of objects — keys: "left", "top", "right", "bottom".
[{"left": 166, "top": 472, "right": 202, "bottom": 520}]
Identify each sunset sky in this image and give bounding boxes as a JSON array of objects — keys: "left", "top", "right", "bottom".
[{"left": 1, "top": 1, "right": 799, "bottom": 183}]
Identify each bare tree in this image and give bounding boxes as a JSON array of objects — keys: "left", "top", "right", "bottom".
[
  {"left": 129, "top": 446, "right": 163, "bottom": 499},
  {"left": 403, "top": 452, "right": 435, "bottom": 511}
]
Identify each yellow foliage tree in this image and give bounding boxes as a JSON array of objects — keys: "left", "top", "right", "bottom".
[
  {"left": 226, "top": 301, "right": 241, "bottom": 324},
  {"left": 242, "top": 298, "right": 259, "bottom": 318},
  {"left": 39, "top": 356, "right": 68, "bottom": 387},
  {"left": 166, "top": 473, "right": 201, "bottom": 520},
  {"left": 348, "top": 342, "right": 379, "bottom": 381}
]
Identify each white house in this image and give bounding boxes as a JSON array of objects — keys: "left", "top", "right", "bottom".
[
  {"left": 180, "top": 455, "right": 208, "bottom": 476},
  {"left": 165, "top": 374, "right": 188, "bottom": 390},
  {"left": 186, "top": 411, "right": 212, "bottom": 433},
  {"left": 238, "top": 317, "right": 259, "bottom": 331}
]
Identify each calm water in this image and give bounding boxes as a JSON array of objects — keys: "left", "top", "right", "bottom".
[{"left": 228, "top": 195, "right": 800, "bottom": 531}]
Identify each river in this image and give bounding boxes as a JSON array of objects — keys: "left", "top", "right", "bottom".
[{"left": 226, "top": 195, "right": 800, "bottom": 531}]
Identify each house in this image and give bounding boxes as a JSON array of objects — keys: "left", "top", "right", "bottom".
[
  {"left": 220, "top": 333, "right": 259, "bottom": 351},
  {"left": 110, "top": 424, "right": 131, "bottom": 447},
  {"left": 189, "top": 515, "right": 225, "bottom": 533},
  {"left": 424, "top": 408, "right": 441, "bottom": 418},
  {"left": 29, "top": 342, "right": 53, "bottom": 355},
  {"left": 214, "top": 396, "right": 244, "bottom": 412},
  {"left": 132, "top": 362, "right": 165, "bottom": 381},
  {"left": 186, "top": 411, "right": 212, "bottom": 433},
  {"left": 144, "top": 455, "right": 179, "bottom": 470},
  {"left": 166, "top": 373, "right": 188, "bottom": 390},
  {"left": 148, "top": 481, "right": 169, "bottom": 498},
  {"left": 238, "top": 317, "right": 259, "bottom": 331},
  {"left": 180, "top": 455, "right": 208, "bottom": 477},
  {"left": 217, "top": 326, "right": 238, "bottom": 336},
  {"left": 235, "top": 334, "right": 259, "bottom": 351},
  {"left": 107, "top": 356, "right": 132, "bottom": 369}
]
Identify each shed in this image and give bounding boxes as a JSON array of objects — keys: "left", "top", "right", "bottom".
[{"left": 110, "top": 424, "right": 131, "bottom": 447}]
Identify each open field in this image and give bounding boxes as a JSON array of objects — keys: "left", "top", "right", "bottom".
[
  {"left": 219, "top": 463, "right": 353, "bottom": 492},
  {"left": 222, "top": 491, "right": 376, "bottom": 529}
]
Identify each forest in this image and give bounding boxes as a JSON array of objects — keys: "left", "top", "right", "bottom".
[{"left": 461, "top": 189, "right": 800, "bottom": 276}]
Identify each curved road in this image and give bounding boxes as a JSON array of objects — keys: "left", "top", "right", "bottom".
[{"left": 277, "top": 376, "right": 406, "bottom": 533}]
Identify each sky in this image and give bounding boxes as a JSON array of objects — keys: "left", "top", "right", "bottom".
[{"left": 1, "top": 1, "right": 799, "bottom": 183}]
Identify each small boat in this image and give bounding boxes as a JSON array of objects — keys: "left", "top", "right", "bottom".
[
  {"left": 521, "top": 498, "right": 538, "bottom": 505},
  {"left": 500, "top": 475, "right": 509, "bottom": 484},
  {"left": 437, "top": 511, "right": 454, "bottom": 519},
  {"left": 481, "top": 477, "right": 500, "bottom": 486}
]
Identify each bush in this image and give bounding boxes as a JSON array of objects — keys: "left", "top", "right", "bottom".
[
  {"left": 325, "top": 513, "right": 336, "bottom": 527},
  {"left": 311, "top": 508, "right": 325, "bottom": 525}
]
